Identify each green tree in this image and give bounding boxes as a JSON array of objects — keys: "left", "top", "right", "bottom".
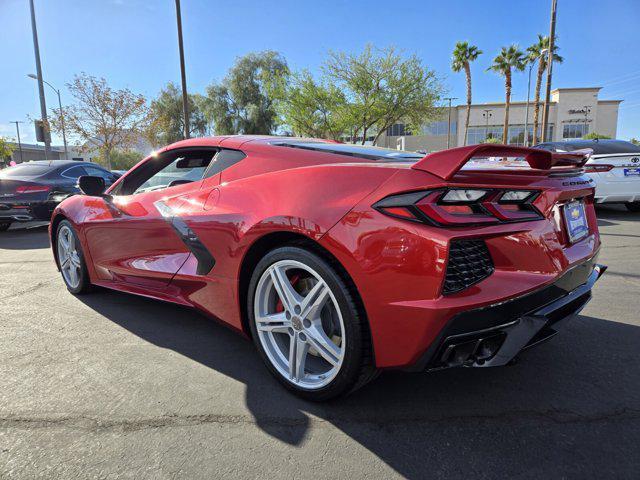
[
  {"left": 527, "top": 35, "right": 563, "bottom": 144},
  {"left": 49, "top": 73, "right": 148, "bottom": 170},
  {"left": 583, "top": 132, "right": 611, "bottom": 140},
  {"left": 201, "top": 51, "right": 289, "bottom": 135},
  {"left": 0, "top": 136, "right": 15, "bottom": 164},
  {"left": 98, "top": 149, "right": 143, "bottom": 170},
  {"left": 482, "top": 137, "right": 502, "bottom": 144},
  {"left": 487, "top": 45, "right": 527, "bottom": 143},
  {"left": 630, "top": 138, "right": 639, "bottom": 145},
  {"left": 277, "top": 71, "right": 350, "bottom": 140},
  {"left": 324, "top": 45, "right": 442, "bottom": 144},
  {"left": 451, "top": 41, "right": 482, "bottom": 145},
  {"left": 146, "top": 82, "right": 207, "bottom": 146}
]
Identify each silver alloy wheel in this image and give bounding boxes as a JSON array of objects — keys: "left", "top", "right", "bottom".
[
  {"left": 57, "top": 224, "right": 82, "bottom": 289},
  {"left": 254, "top": 259, "right": 346, "bottom": 390}
]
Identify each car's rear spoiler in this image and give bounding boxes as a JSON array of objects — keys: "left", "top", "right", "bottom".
[{"left": 411, "top": 144, "right": 590, "bottom": 180}]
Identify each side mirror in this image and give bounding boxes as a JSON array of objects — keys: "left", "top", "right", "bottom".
[{"left": 78, "top": 175, "right": 106, "bottom": 196}]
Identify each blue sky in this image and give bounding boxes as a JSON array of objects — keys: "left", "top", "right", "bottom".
[{"left": 2, "top": 0, "right": 640, "bottom": 144}]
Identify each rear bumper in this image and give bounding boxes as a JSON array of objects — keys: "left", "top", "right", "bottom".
[
  {"left": 409, "top": 257, "right": 606, "bottom": 371},
  {"left": 0, "top": 202, "right": 55, "bottom": 222}
]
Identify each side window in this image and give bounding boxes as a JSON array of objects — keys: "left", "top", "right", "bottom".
[
  {"left": 60, "top": 165, "right": 89, "bottom": 179},
  {"left": 203, "top": 149, "right": 246, "bottom": 179},
  {"left": 84, "top": 165, "right": 113, "bottom": 180},
  {"left": 133, "top": 153, "right": 214, "bottom": 194}
]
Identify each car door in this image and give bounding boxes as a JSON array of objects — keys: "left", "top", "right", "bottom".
[{"left": 82, "top": 149, "right": 217, "bottom": 290}]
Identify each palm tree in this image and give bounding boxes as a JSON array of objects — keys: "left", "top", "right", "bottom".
[
  {"left": 527, "top": 35, "right": 563, "bottom": 144},
  {"left": 451, "top": 42, "right": 482, "bottom": 145},
  {"left": 487, "top": 45, "right": 527, "bottom": 144}
]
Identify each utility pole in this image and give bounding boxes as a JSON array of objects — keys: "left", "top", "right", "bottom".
[
  {"left": 175, "top": 0, "right": 190, "bottom": 139},
  {"left": 482, "top": 109, "right": 493, "bottom": 142},
  {"left": 29, "top": 0, "right": 51, "bottom": 159},
  {"left": 28, "top": 74, "right": 68, "bottom": 159},
  {"left": 444, "top": 97, "right": 458, "bottom": 149},
  {"left": 11, "top": 121, "right": 24, "bottom": 163},
  {"left": 541, "top": 0, "right": 557, "bottom": 142}
]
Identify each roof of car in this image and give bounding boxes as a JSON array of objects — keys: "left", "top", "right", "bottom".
[
  {"left": 536, "top": 139, "right": 640, "bottom": 155},
  {"left": 21, "top": 160, "right": 102, "bottom": 167}
]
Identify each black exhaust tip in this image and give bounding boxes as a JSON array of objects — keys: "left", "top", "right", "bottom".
[{"left": 436, "top": 332, "right": 506, "bottom": 368}]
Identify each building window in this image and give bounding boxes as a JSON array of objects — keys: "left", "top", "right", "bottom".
[
  {"left": 422, "top": 121, "right": 457, "bottom": 136},
  {"left": 563, "top": 123, "right": 589, "bottom": 139},
  {"left": 467, "top": 125, "right": 554, "bottom": 146},
  {"left": 387, "top": 124, "right": 408, "bottom": 137},
  {"left": 467, "top": 126, "right": 503, "bottom": 145}
]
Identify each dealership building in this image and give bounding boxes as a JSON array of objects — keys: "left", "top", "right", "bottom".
[{"left": 376, "top": 87, "right": 622, "bottom": 152}]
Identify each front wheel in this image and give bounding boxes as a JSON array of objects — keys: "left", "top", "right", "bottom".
[
  {"left": 56, "top": 220, "right": 92, "bottom": 294},
  {"left": 625, "top": 201, "right": 640, "bottom": 212},
  {"left": 248, "top": 246, "right": 376, "bottom": 401},
  {"left": 0, "top": 222, "right": 11, "bottom": 232}
]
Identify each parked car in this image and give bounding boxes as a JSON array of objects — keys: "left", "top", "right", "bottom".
[
  {"left": 534, "top": 139, "right": 640, "bottom": 211},
  {"left": 0, "top": 160, "right": 118, "bottom": 231},
  {"left": 49, "top": 138, "right": 605, "bottom": 400}
]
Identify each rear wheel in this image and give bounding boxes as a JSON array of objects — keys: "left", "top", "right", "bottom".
[
  {"left": 625, "top": 201, "right": 640, "bottom": 212},
  {"left": 0, "top": 222, "right": 11, "bottom": 232},
  {"left": 248, "top": 246, "right": 376, "bottom": 401},
  {"left": 56, "top": 220, "right": 92, "bottom": 294}
]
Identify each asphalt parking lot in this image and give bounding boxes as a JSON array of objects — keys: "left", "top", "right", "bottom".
[{"left": 1, "top": 206, "right": 639, "bottom": 479}]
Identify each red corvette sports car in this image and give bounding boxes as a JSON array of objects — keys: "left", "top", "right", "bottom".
[{"left": 50, "top": 136, "right": 605, "bottom": 400}]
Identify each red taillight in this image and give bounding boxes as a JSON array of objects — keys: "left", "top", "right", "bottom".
[
  {"left": 15, "top": 185, "right": 51, "bottom": 194},
  {"left": 373, "top": 188, "right": 542, "bottom": 226},
  {"left": 584, "top": 164, "right": 614, "bottom": 173}
]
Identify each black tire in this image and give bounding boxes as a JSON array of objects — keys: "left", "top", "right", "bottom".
[
  {"left": 0, "top": 222, "right": 11, "bottom": 232},
  {"left": 247, "top": 246, "right": 377, "bottom": 401},
  {"left": 55, "top": 220, "right": 93, "bottom": 294},
  {"left": 625, "top": 201, "right": 640, "bottom": 212}
]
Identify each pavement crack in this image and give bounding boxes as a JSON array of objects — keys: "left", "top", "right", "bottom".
[
  {"left": 2, "top": 408, "right": 640, "bottom": 433},
  {"left": 0, "top": 281, "right": 53, "bottom": 301}
]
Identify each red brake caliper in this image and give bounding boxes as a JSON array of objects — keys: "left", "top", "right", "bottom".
[{"left": 275, "top": 274, "right": 300, "bottom": 312}]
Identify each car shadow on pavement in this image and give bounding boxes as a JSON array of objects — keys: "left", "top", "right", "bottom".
[
  {"left": 0, "top": 223, "right": 50, "bottom": 250},
  {"left": 595, "top": 204, "right": 640, "bottom": 227},
  {"left": 77, "top": 289, "right": 640, "bottom": 478}
]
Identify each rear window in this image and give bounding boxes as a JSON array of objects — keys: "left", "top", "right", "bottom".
[
  {"left": 272, "top": 141, "right": 424, "bottom": 162},
  {"left": 0, "top": 164, "right": 53, "bottom": 178}
]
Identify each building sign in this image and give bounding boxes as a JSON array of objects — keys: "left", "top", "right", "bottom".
[{"left": 568, "top": 108, "right": 589, "bottom": 115}]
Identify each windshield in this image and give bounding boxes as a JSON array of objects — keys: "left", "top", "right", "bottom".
[
  {"left": 0, "top": 164, "right": 53, "bottom": 178},
  {"left": 273, "top": 141, "right": 424, "bottom": 162}
]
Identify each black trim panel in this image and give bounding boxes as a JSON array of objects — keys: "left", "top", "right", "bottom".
[
  {"left": 169, "top": 216, "right": 215, "bottom": 275},
  {"left": 154, "top": 200, "right": 216, "bottom": 275}
]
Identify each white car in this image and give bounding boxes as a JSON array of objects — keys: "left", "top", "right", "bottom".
[{"left": 535, "top": 139, "right": 640, "bottom": 211}]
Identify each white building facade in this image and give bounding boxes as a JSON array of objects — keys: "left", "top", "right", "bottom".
[{"left": 376, "top": 87, "right": 622, "bottom": 152}]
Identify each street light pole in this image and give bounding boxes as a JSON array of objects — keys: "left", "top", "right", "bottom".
[
  {"left": 482, "top": 109, "right": 493, "bottom": 142},
  {"left": 11, "top": 121, "right": 24, "bottom": 163},
  {"left": 175, "top": 0, "right": 190, "bottom": 139},
  {"left": 28, "top": 74, "right": 69, "bottom": 159},
  {"left": 524, "top": 48, "right": 547, "bottom": 147},
  {"left": 28, "top": 0, "right": 51, "bottom": 160},
  {"left": 541, "top": 0, "right": 557, "bottom": 142},
  {"left": 444, "top": 97, "right": 457, "bottom": 149},
  {"left": 524, "top": 63, "right": 534, "bottom": 147}
]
